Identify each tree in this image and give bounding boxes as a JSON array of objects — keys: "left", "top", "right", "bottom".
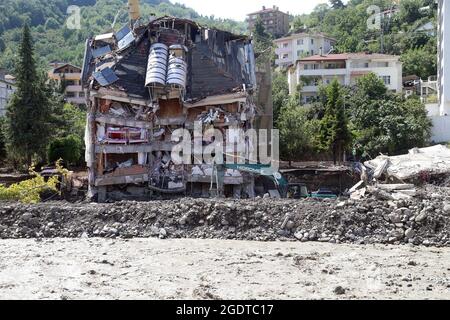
[
  {"left": 329, "top": 0, "right": 345, "bottom": 9},
  {"left": 399, "top": 0, "right": 424, "bottom": 25},
  {"left": 291, "top": 15, "right": 308, "bottom": 32},
  {"left": 278, "top": 92, "right": 315, "bottom": 163},
  {"left": 316, "top": 79, "right": 352, "bottom": 164},
  {"left": 48, "top": 134, "right": 83, "bottom": 166},
  {"left": 348, "top": 73, "right": 432, "bottom": 158},
  {"left": 354, "top": 72, "right": 387, "bottom": 99},
  {"left": 272, "top": 72, "right": 290, "bottom": 126},
  {"left": 251, "top": 17, "right": 273, "bottom": 55},
  {"left": 401, "top": 47, "right": 437, "bottom": 79},
  {"left": 6, "top": 24, "right": 53, "bottom": 167}
]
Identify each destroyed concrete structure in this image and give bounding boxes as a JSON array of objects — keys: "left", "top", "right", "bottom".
[
  {"left": 365, "top": 145, "right": 450, "bottom": 183},
  {"left": 349, "top": 145, "right": 450, "bottom": 201},
  {"left": 81, "top": 14, "right": 269, "bottom": 202}
]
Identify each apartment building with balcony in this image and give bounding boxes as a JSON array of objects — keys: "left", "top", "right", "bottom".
[
  {"left": 0, "top": 69, "right": 16, "bottom": 117},
  {"left": 247, "top": 5, "right": 290, "bottom": 39},
  {"left": 287, "top": 53, "right": 403, "bottom": 103},
  {"left": 48, "top": 63, "right": 85, "bottom": 106},
  {"left": 274, "top": 33, "right": 336, "bottom": 67}
]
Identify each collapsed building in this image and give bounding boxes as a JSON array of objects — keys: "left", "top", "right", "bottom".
[{"left": 81, "top": 10, "right": 272, "bottom": 201}]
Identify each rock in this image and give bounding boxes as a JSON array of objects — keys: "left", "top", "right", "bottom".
[
  {"left": 336, "top": 202, "right": 346, "bottom": 209},
  {"left": 388, "top": 213, "right": 402, "bottom": 224},
  {"left": 179, "top": 216, "right": 187, "bottom": 226},
  {"left": 415, "top": 211, "right": 428, "bottom": 223},
  {"left": 374, "top": 208, "right": 384, "bottom": 215},
  {"left": 21, "top": 213, "right": 33, "bottom": 221},
  {"left": 443, "top": 203, "right": 450, "bottom": 214},
  {"left": 159, "top": 228, "right": 167, "bottom": 238},
  {"left": 285, "top": 221, "right": 296, "bottom": 230},
  {"left": 389, "top": 229, "right": 404, "bottom": 241},
  {"left": 334, "top": 286, "right": 346, "bottom": 295},
  {"left": 308, "top": 231, "right": 318, "bottom": 241},
  {"left": 277, "top": 230, "right": 289, "bottom": 237},
  {"left": 294, "top": 232, "right": 303, "bottom": 241},
  {"left": 405, "top": 228, "right": 416, "bottom": 239}
]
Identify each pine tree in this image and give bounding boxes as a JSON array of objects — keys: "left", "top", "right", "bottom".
[
  {"left": 251, "top": 17, "right": 273, "bottom": 56},
  {"left": 6, "top": 24, "right": 53, "bottom": 167},
  {"left": 317, "top": 79, "right": 352, "bottom": 164}
]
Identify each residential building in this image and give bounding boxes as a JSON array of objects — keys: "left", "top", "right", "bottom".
[
  {"left": 274, "top": 33, "right": 336, "bottom": 67},
  {"left": 48, "top": 63, "right": 85, "bottom": 106},
  {"left": 81, "top": 16, "right": 266, "bottom": 201},
  {"left": 247, "top": 6, "right": 290, "bottom": 38},
  {"left": 438, "top": 0, "right": 450, "bottom": 116},
  {"left": 0, "top": 69, "right": 16, "bottom": 116},
  {"left": 287, "top": 53, "right": 403, "bottom": 103}
]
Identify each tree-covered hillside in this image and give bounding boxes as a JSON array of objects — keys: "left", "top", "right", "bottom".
[
  {"left": 0, "top": 0, "right": 247, "bottom": 71},
  {"left": 291, "top": 0, "right": 438, "bottom": 78},
  {"left": 0, "top": 0, "right": 439, "bottom": 79}
]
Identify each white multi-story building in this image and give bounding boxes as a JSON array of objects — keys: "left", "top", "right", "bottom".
[
  {"left": 287, "top": 53, "right": 403, "bottom": 103},
  {"left": 438, "top": 0, "right": 450, "bottom": 116},
  {"left": 48, "top": 63, "right": 85, "bottom": 106},
  {"left": 274, "top": 33, "right": 336, "bottom": 67},
  {"left": 0, "top": 70, "right": 16, "bottom": 116}
]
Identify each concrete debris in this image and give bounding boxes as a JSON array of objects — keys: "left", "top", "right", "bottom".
[
  {"left": 365, "top": 145, "right": 450, "bottom": 181},
  {"left": 0, "top": 183, "right": 449, "bottom": 247},
  {"left": 351, "top": 145, "right": 450, "bottom": 202}
]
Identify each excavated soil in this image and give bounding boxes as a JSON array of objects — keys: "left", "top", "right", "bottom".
[{"left": 0, "top": 185, "right": 449, "bottom": 246}]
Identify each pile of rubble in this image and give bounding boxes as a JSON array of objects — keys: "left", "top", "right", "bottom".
[
  {"left": 350, "top": 145, "right": 450, "bottom": 201},
  {"left": 0, "top": 184, "right": 449, "bottom": 246}
]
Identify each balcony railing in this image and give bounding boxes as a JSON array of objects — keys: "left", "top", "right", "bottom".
[{"left": 300, "top": 68, "right": 347, "bottom": 76}]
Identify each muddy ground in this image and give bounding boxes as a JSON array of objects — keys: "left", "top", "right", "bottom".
[
  {"left": 0, "top": 238, "right": 449, "bottom": 300},
  {"left": 0, "top": 184, "right": 448, "bottom": 300}
]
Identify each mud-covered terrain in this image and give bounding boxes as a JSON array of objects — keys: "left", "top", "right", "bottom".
[
  {"left": 0, "top": 185, "right": 448, "bottom": 300},
  {"left": 0, "top": 238, "right": 449, "bottom": 300}
]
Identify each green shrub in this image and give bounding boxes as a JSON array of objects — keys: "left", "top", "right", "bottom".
[
  {"left": 0, "top": 161, "right": 67, "bottom": 203},
  {"left": 48, "top": 134, "right": 83, "bottom": 166}
]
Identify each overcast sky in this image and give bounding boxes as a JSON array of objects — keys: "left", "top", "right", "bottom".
[{"left": 169, "top": 0, "right": 332, "bottom": 21}]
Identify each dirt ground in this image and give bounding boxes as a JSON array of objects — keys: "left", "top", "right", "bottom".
[{"left": 0, "top": 238, "right": 449, "bottom": 300}]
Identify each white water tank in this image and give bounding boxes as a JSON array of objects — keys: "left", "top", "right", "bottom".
[
  {"left": 145, "top": 43, "right": 169, "bottom": 87},
  {"left": 167, "top": 47, "right": 188, "bottom": 89}
]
